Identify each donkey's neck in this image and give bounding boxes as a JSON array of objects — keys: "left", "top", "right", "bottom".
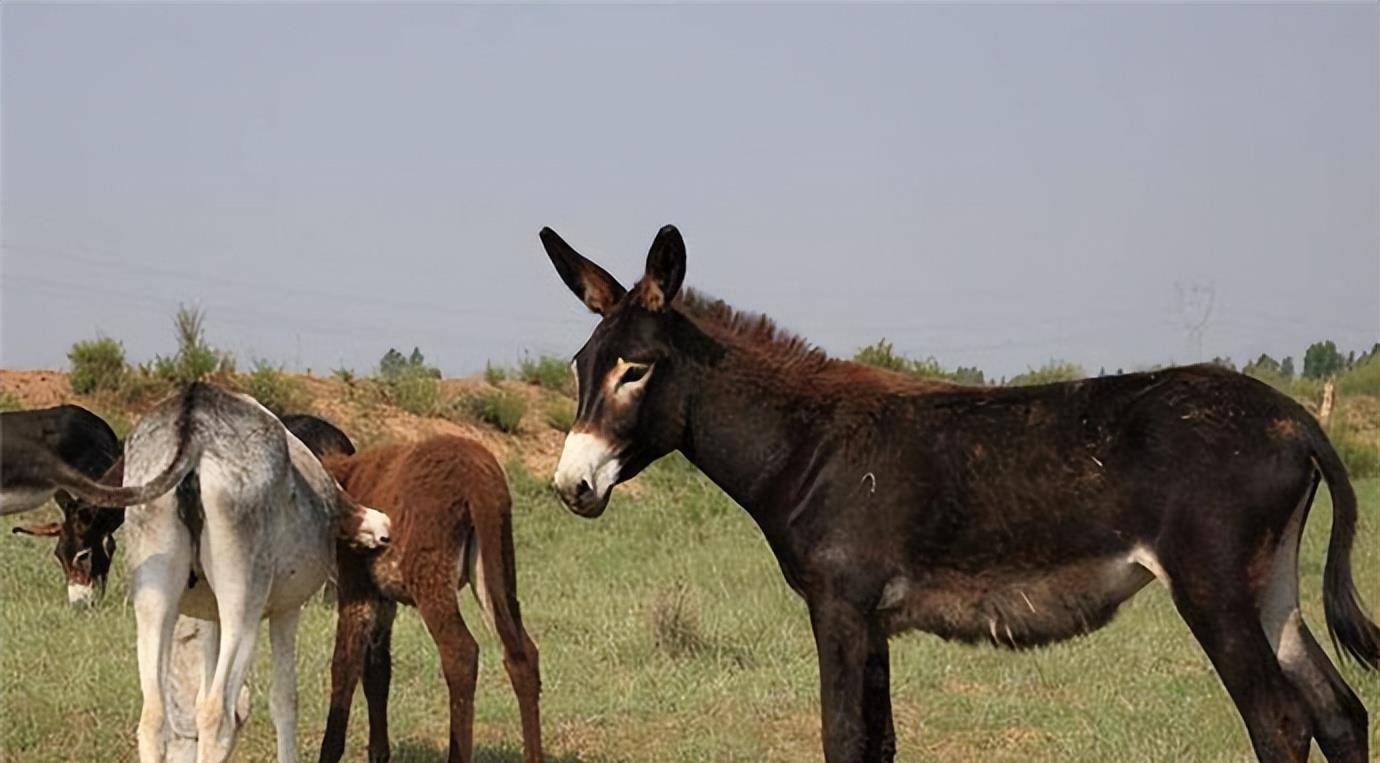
[{"left": 679, "top": 348, "right": 828, "bottom": 528}]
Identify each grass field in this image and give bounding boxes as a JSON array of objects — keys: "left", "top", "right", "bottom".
[{"left": 2, "top": 457, "right": 1377, "bottom": 762}]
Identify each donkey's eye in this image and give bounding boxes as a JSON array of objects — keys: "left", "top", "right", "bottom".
[{"left": 619, "top": 363, "right": 650, "bottom": 387}]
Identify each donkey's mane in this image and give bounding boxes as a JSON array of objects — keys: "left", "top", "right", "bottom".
[
  {"left": 673, "top": 288, "right": 837, "bottom": 373},
  {"left": 671, "top": 288, "right": 956, "bottom": 396}
]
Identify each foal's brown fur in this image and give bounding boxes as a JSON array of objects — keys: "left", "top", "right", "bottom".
[{"left": 318, "top": 436, "right": 541, "bottom": 763}]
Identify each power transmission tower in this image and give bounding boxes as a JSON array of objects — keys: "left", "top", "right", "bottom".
[{"left": 1172, "top": 281, "right": 1215, "bottom": 363}]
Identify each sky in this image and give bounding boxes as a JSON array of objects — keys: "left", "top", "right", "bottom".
[{"left": 3, "top": 3, "right": 1377, "bottom": 380}]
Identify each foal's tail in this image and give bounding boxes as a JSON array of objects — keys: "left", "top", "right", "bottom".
[
  {"left": 54, "top": 383, "right": 200, "bottom": 508},
  {"left": 1314, "top": 425, "right": 1380, "bottom": 670}
]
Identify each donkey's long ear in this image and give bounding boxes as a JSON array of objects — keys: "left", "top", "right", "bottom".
[
  {"left": 540, "top": 227, "right": 628, "bottom": 316},
  {"left": 634, "top": 225, "right": 686, "bottom": 312},
  {"left": 12, "top": 523, "right": 62, "bottom": 538}
]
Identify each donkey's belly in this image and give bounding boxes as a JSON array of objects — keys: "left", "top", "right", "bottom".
[{"left": 879, "top": 552, "right": 1156, "bottom": 648}]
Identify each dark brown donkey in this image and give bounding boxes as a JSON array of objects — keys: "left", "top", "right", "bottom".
[
  {"left": 539, "top": 224, "right": 1378, "bottom": 763},
  {"left": 318, "top": 435, "right": 541, "bottom": 763}
]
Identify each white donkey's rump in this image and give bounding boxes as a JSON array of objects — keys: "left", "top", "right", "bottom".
[{"left": 119, "top": 383, "right": 388, "bottom": 763}]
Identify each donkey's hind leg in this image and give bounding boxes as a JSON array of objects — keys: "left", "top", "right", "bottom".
[
  {"left": 1259, "top": 482, "right": 1369, "bottom": 762},
  {"left": 1161, "top": 534, "right": 1313, "bottom": 762},
  {"left": 128, "top": 496, "right": 194, "bottom": 763},
  {"left": 268, "top": 606, "right": 303, "bottom": 763},
  {"left": 196, "top": 486, "right": 273, "bottom": 763}
]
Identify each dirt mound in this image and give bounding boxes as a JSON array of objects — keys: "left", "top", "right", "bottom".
[
  {"left": 0, "top": 368, "right": 571, "bottom": 478},
  {"left": 0, "top": 369, "right": 75, "bottom": 408}
]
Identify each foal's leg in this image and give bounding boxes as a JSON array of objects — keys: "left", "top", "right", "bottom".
[
  {"left": 319, "top": 590, "right": 379, "bottom": 763},
  {"left": 1161, "top": 537, "right": 1313, "bottom": 763},
  {"left": 416, "top": 591, "right": 480, "bottom": 763},
  {"left": 363, "top": 599, "right": 398, "bottom": 763},
  {"left": 1258, "top": 488, "right": 1369, "bottom": 763},
  {"left": 268, "top": 606, "right": 303, "bottom": 763},
  {"left": 129, "top": 504, "right": 193, "bottom": 763},
  {"left": 808, "top": 596, "right": 874, "bottom": 763},
  {"left": 470, "top": 524, "right": 542, "bottom": 763}
]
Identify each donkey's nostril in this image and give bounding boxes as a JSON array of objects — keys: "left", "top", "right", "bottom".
[{"left": 575, "top": 479, "right": 593, "bottom": 499}]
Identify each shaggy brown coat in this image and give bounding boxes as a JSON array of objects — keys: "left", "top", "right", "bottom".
[{"left": 319, "top": 435, "right": 541, "bottom": 763}]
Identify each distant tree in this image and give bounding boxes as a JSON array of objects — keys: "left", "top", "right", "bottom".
[
  {"left": 378, "top": 346, "right": 440, "bottom": 381},
  {"left": 1303, "top": 341, "right": 1345, "bottom": 379},
  {"left": 378, "top": 348, "right": 408, "bottom": 379},
  {"left": 1209, "top": 356, "right": 1236, "bottom": 371},
  {"left": 1280, "top": 356, "right": 1295, "bottom": 379},
  {"left": 1243, "top": 353, "right": 1281, "bottom": 377}
]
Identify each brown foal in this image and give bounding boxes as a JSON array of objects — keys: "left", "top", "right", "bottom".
[{"left": 318, "top": 435, "right": 542, "bottom": 763}]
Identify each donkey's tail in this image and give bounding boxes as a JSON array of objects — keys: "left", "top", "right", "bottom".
[
  {"left": 54, "top": 384, "right": 201, "bottom": 508},
  {"left": 1314, "top": 424, "right": 1380, "bottom": 670}
]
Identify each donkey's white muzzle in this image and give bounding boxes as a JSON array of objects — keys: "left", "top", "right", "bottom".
[{"left": 553, "top": 432, "right": 621, "bottom": 517}]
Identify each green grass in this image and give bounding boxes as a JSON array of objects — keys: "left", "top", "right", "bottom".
[{"left": 3, "top": 466, "right": 1377, "bottom": 762}]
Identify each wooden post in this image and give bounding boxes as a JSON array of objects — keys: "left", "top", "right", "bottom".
[{"left": 1318, "top": 377, "right": 1336, "bottom": 427}]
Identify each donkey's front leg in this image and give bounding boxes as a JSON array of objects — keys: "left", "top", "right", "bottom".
[
  {"left": 863, "top": 627, "right": 895, "bottom": 762},
  {"left": 809, "top": 596, "right": 883, "bottom": 763}
]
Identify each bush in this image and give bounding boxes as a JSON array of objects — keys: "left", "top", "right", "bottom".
[
  {"left": 246, "top": 361, "right": 307, "bottom": 416},
  {"left": 484, "top": 363, "right": 508, "bottom": 385},
  {"left": 1329, "top": 425, "right": 1380, "bottom": 479},
  {"left": 544, "top": 399, "right": 576, "bottom": 432},
  {"left": 152, "top": 306, "right": 233, "bottom": 385},
  {"left": 389, "top": 372, "right": 440, "bottom": 416},
  {"left": 453, "top": 390, "right": 526, "bottom": 433},
  {"left": 68, "top": 336, "right": 127, "bottom": 394},
  {"left": 0, "top": 390, "right": 22, "bottom": 412},
  {"left": 852, "top": 339, "right": 984, "bottom": 385},
  {"left": 117, "top": 365, "right": 175, "bottom": 405},
  {"left": 1007, "top": 360, "right": 1086, "bottom": 387},
  {"left": 647, "top": 584, "right": 705, "bottom": 658},
  {"left": 518, "top": 354, "right": 573, "bottom": 394},
  {"left": 1339, "top": 356, "right": 1380, "bottom": 397}
]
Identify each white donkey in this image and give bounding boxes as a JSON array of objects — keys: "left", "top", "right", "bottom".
[{"left": 105, "top": 382, "right": 388, "bottom": 762}]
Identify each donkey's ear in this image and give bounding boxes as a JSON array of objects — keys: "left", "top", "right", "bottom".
[
  {"left": 540, "top": 227, "right": 628, "bottom": 316},
  {"left": 12, "top": 523, "right": 62, "bottom": 538},
  {"left": 634, "top": 225, "right": 686, "bottom": 312}
]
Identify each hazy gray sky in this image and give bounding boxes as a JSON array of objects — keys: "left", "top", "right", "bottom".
[{"left": 3, "top": 3, "right": 1376, "bottom": 380}]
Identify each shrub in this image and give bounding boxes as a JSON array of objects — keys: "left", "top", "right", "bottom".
[
  {"left": 853, "top": 339, "right": 910, "bottom": 373},
  {"left": 1339, "top": 356, "right": 1380, "bottom": 397},
  {"left": 853, "top": 339, "right": 984, "bottom": 385},
  {"left": 383, "top": 372, "right": 438, "bottom": 416},
  {"left": 68, "top": 336, "right": 127, "bottom": 394},
  {"left": 484, "top": 363, "right": 508, "bottom": 385},
  {"left": 1007, "top": 360, "right": 1086, "bottom": 387},
  {"left": 518, "top": 354, "right": 572, "bottom": 394},
  {"left": 1330, "top": 426, "right": 1380, "bottom": 479},
  {"left": 117, "top": 365, "right": 175, "bottom": 405},
  {"left": 0, "top": 390, "right": 22, "bottom": 412},
  {"left": 453, "top": 390, "right": 526, "bottom": 433},
  {"left": 331, "top": 367, "right": 356, "bottom": 385},
  {"left": 152, "top": 306, "right": 233, "bottom": 385},
  {"left": 544, "top": 399, "right": 576, "bottom": 432},
  {"left": 647, "top": 584, "right": 705, "bottom": 658},
  {"left": 246, "top": 361, "right": 307, "bottom": 416}
]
